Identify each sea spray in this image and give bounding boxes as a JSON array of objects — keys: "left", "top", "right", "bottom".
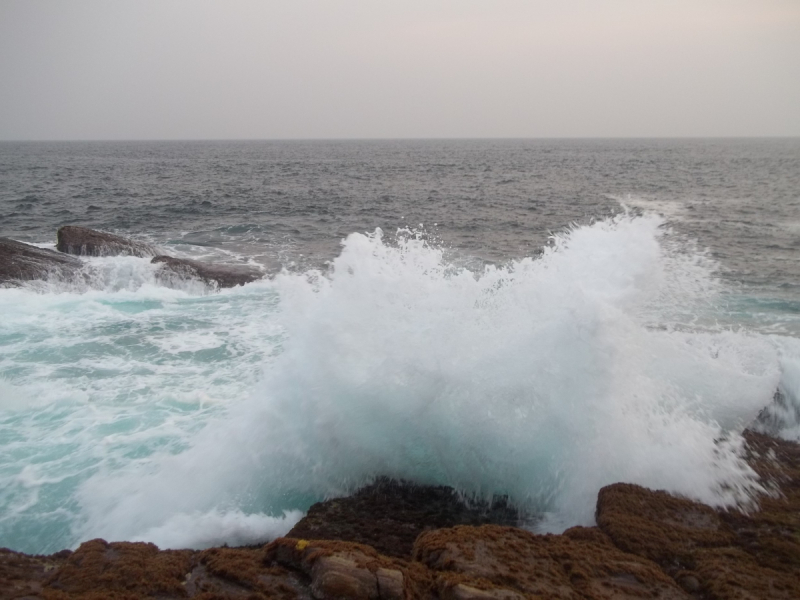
[
  {"left": 0, "top": 266, "right": 283, "bottom": 553},
  {"left": 71, "top": 213, "right": 781, "bottom": 548}
]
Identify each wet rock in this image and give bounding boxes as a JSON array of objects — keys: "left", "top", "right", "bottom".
[
  {"left": 56, "top": 225, "right": 158, "bottom": 257},
  {"left": 2, "top": 531, "right": 688, "bottom": 600},
  {"left": 596, "top": 432, "right": 800, "bottom": 599},
  {"left": 595, "top": 483, "right": 734, "bottom": 569},
  {"left": 0, "top": 539, "right": 309, "bottom": 600},
  {"left": 0, "top": 237, "right": 82, "bottom": 285},
  {"left": 44, "top": 538, "right": 193, "bottom": 598},
  {"left": 414, "top": 524, "right": 689, "bottom": 599},
  {"left": 287, "top": 477, "right": 519, "bottom": 558},
  {"left": 152, "top": 255, "right": 262, "bottom": 288},
  {"left": 0, "top": 547, "right": 69, "bottom": 600},
  {"left": 192, "top": 546, "right": 310, "bottom": 599},
  {"left": 266, "top": 538, "right": 417, "bottom": 600}
]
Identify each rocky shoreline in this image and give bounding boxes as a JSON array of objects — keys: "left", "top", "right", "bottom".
[
  {"left": 3, "top": 227, "right": 800, "bottom": 599},
  {"left": 1, "top": 226, "right": 263, "bottom": 289},
  {"left": 1, "top": 430, "right": 798, "bottom": 599}
]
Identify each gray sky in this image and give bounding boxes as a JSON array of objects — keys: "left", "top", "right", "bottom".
[{"left": 1, "top": 0, "right": 798, "bottom": 140}]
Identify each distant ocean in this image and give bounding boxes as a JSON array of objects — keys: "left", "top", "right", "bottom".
[{"left": 1, "top": 138, "right": 799, "bottom": 555}]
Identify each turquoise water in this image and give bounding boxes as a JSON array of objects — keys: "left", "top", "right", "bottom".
[{"left": 0, "top": 267, "right": 287, "bottom": 552}]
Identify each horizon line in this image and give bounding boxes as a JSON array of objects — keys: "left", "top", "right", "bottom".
[{"left": 2, "top": 135, "right": 799, "bottom": 143}]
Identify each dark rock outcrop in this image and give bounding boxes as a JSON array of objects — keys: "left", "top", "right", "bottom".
[
  {"left": 0, "top": 237, "right": 82, "bottom": 285},
  {"left": 287, "top": 478, "right": 519, "bottom": 558},
  {"left": 152, "top": 255, "right": 262, "bottom": 288},
  {"left": 56, "top": 225, "right": 158, "bottom": 257}
]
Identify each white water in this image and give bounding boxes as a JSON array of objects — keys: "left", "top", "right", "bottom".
[{"left": 1, "top": 213, "right": 798, "bottom": 554}]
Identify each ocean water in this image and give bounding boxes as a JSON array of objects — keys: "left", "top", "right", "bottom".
[{"left": 1, "top": 138, "right": 799, "bottom": 554}]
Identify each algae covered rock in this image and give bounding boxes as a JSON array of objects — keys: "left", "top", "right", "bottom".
[
  {"left": 287, "top": 478, "right": 518, "bottom": 558},
  {"left": 413, "top": 524, "right": 689, "bottom": 599},
  {"left": 596, "top": 433, "right": 800, "bottom": 599}
]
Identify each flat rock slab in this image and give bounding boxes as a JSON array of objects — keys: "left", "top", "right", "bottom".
[
  {"left": 57, "top": 225, "right": 158, "bottom": 257},
  {"left": 152, "top": 255, "right": 262, "bottom": 288},
  {"left": 0, "top": 237, "right": 82, "bottom": 285},
  {"left": 287, "top": 477, "right": 519, "bottom": 558}
]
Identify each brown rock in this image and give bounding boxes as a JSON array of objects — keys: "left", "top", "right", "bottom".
[
  {"left": 375, "top": 567, "right": 405, "bottom": 600},
  {"left": 56, "top": 226, "right": 157, "bottom": 258},
  {"left": 0, "top": 539, "right": 311, "bottom": 600},
  {"left": 0, "top": 547, "right": 69, "bottom": 600},
  {"left": 44, "top": 538, "right": 193, "bottom": 598},
  {"left": 152, "top": 255, "right": 262, "bottom": 288},
  {"left": 445, "top": 583, "right": 525, "bottom": 600},
  {"left": 287, "top": 477, "right": 518, "bottom": 558},
  {"left": 311, "top": 554, "right": 379, "bottom": 599},
  {"left": 414, "top": 524, "right": 689, "bottom": 599},
  {"left": 191, "top": 546, "right": 309, "bottom": 599},
  {"left": 266, "top": 538, "right": 419, "bottom": 600},
  {"left": 595, "top": 483, "right": 734, "bottom": 570},
  {"left": 0, "top": 237, "right": 82, "bottom": 285},
  {"left": 726, "top": 431, "right": 800, "bottom": 575},
  {"left": 596, "top": 432, "right": 800, "bottom": 598}
]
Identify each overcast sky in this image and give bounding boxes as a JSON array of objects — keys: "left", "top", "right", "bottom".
[{"left": 1, "top": 0, "right": 798, "bottom": 140}]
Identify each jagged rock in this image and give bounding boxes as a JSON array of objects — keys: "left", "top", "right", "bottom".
[
  {"left": 287, "top": 477, "right": 519, "bottom": 558},
  {"left": 56, "top": 225, "right": 158, "bottom": 257},
  {"left": 152, "top": 255, "right": 262, "bottom": 288},
  {"left": 0, "top": 237, "right": 82, "bottom": 285}
]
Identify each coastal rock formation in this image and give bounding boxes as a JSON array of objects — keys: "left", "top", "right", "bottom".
[
  {"left": 287, "top": 477, "right": 519, "bottom": 557},
  {"left": 0, "top": 530, "right": 689, "bottom": 599},
  {"left": 0, "top": 237, "right": 82, "bottom": 285},
  {"left": 152, "top": 255, "right": 262, "bottom": 288},
  {"left": 413, "top": 525, "right": 688, "bottom": 599},
  {"left": 1, "top": 431, "right": 799, "bottom": 599},
  {"left": 597, "top": 431, "right": 800, "bottom": 599},
  {"left": 56, "top": 225, "right": 158, "bottom": 257}
]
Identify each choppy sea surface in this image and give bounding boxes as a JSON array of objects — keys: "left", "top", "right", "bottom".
[{"left": 1, "top": 138, "right": 799, "bottom": 554}]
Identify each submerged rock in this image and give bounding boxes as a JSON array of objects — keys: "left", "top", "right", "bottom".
[
  {"left": 152, "top": 255, "right": 262, "bottom": 288},
  {"left": 56, "top": 225, "right": 158, "bottom": 257},
  {"left": 0, "top": 237, "right": 82, "bottom": 285}
]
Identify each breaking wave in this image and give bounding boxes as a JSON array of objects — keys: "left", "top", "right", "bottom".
[{"left": 61, "top": 213, "right": 791, "bottom": 548}]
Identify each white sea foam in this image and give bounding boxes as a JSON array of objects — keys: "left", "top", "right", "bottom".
[
  {"left": 65, "top": 213, "right": 787, "bottom": 549},
  {"left": 752, "top": 336, "right": 800, "bottom": 442},
  {"left": 127, "top": 509, "right": 303, "bottom": 550}
]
